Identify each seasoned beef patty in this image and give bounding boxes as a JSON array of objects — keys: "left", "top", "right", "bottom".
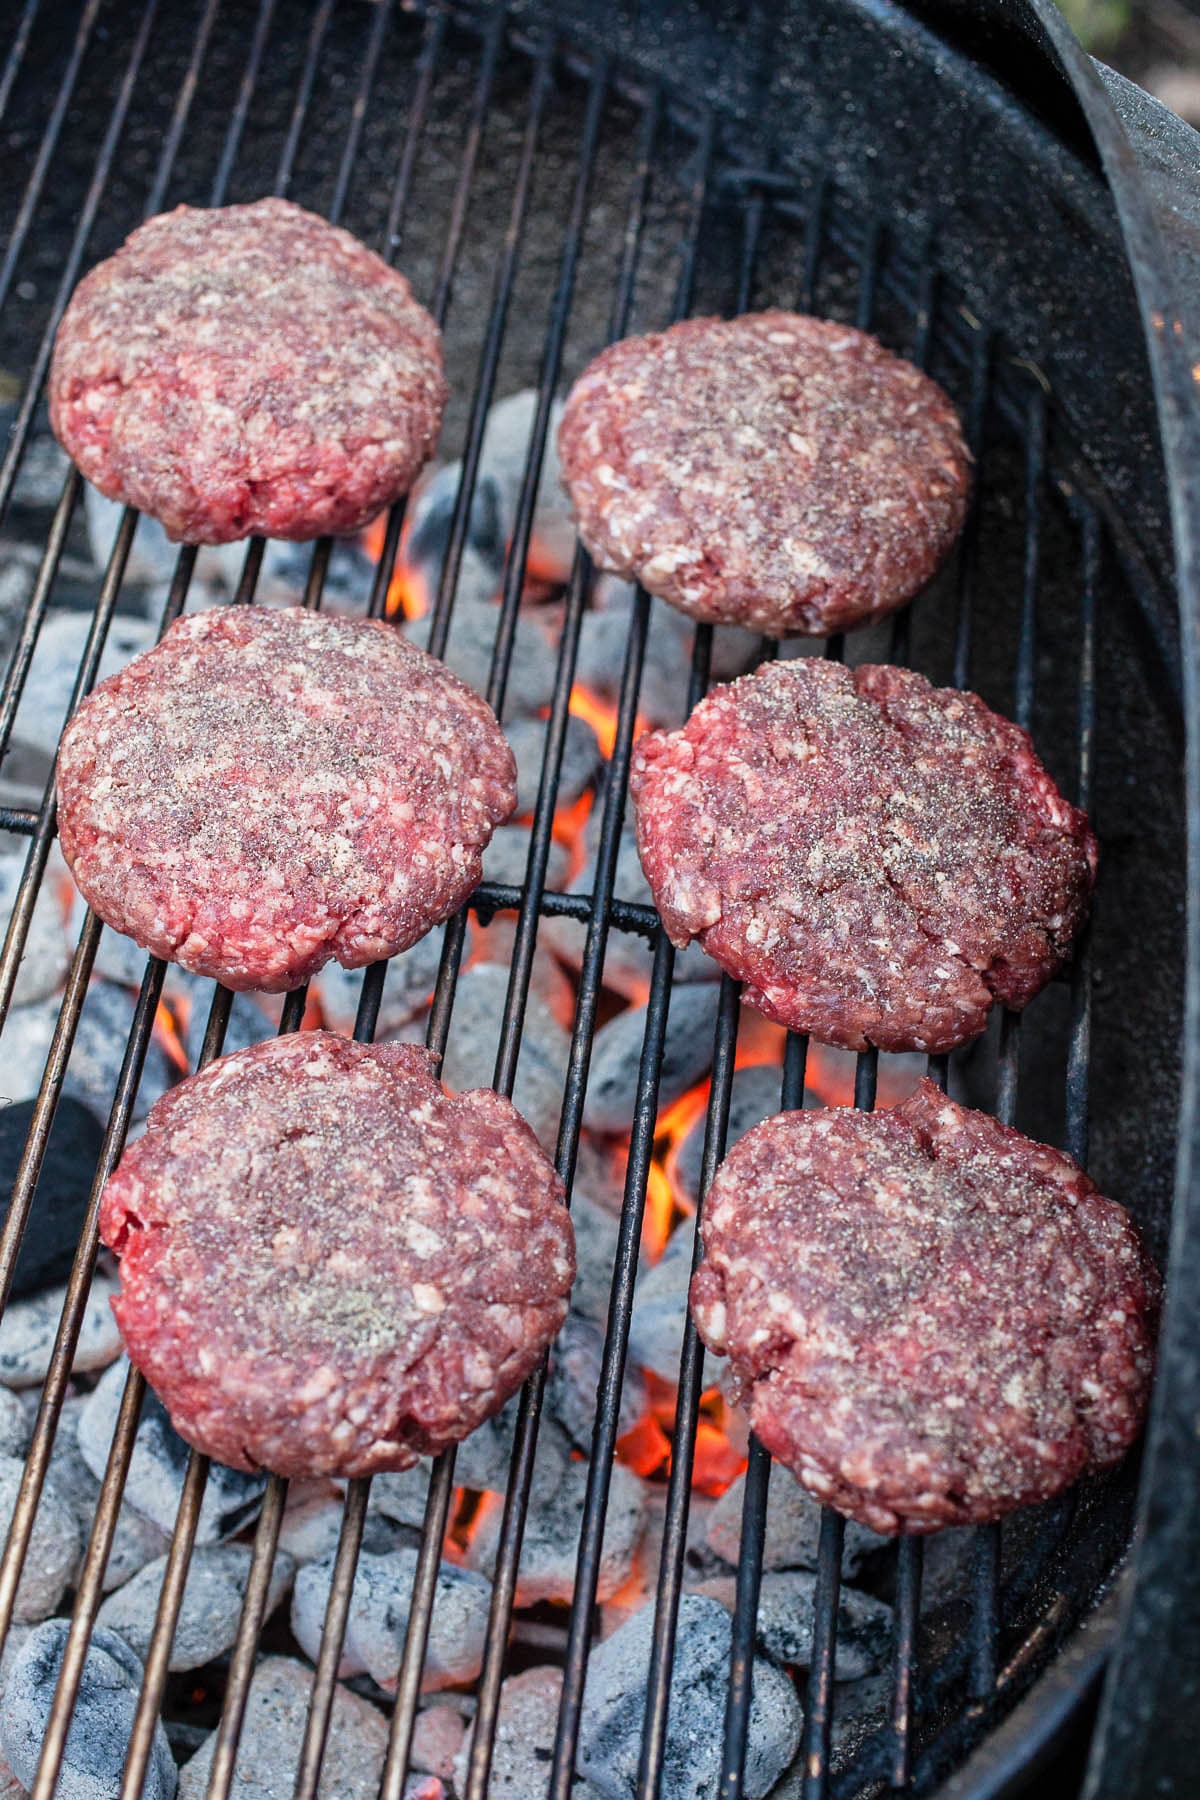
[
  {"left": 630, "top": 658, "right": 1096, "bottom": 1054},
  {"left": 99, "top": 1034, "right": 575, "bottom": 1479},
  {"left": 558, "top": 311, "right": 969, "bottom": 636},
  {"left": 690, "top": 1082, "right": 1158, "bottom": 1532},
  {"left": 49, "top": 198, "right": 446, "bottom": 543},
  {"left": 57, "top": 606, "right": 516, "bottom": 992}
]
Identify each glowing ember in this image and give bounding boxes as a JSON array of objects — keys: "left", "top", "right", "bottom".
[
  {"left": 617, "top": 1410, "right": 672, "bottom": 1481},
  {"left": 362, "top": 513, "right": 430, "bottom": 620},
  {"left": 569, "top": 682, "right": 628, "bottom": 761},
  {"left": 153, "top": 999, "right": 189, "bottom": 1074}
]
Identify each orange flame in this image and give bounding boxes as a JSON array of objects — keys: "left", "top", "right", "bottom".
[
  {"left": 569, "top": 683, "right": 629, "bottom": 761},
  {"left": 153, "top": 1000, "right": 189, "bottom": 1074},
  {"left": 643, "top": 1160, "right": 677, "bottom": 1261},
  {"left": 363, "top": 514, "right": 430, "bottom": 620}
]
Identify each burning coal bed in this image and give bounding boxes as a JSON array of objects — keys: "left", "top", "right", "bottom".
[{"left": 0, "top": 392, "right": 938, "bottom": 1800}]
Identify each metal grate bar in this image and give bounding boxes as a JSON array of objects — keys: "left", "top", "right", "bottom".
[
  {"left": 637, "top": 976, "right": 741, "bottom": 1799},
  {"left": 290, "top": 1478, "right": 372, "bottom": 1800},
  {"left": 385, "top": 7, "right": 454, "bottom": 269},
  {"left": 0, "top": 504, "right": 139, "bottom": 1030},
  {"left": 205, "top": 0, "right": 277, "bottom": 206},
  {"left": 800, "top": 172, "right": 830, "bottom": 312},
  {"left": 204, "top": 1477, "right": 289, "bottom": 1799},
  {"left": 1065, "top": 505, "right": 1099, "bottom": 1169},
  {"left": 965, "top": 384, "right": 1050, "bottom": 1713},
  {"left": 0, "top": 0, "right": 41, "bottom": 129},
  {"left": 951, "top": 332, "right": 993, "bottom": 692},
  {"left": 118, "top": 1451, "right": 210, "bottom": 1800},
  {"left": 0, "top": 471, "right": 83, "bottom": 768},
  {"left": 548, "top": 121, "right": 717, "bottom": 1800},
  {"left": 0, "top": 6, "right": 391, "bottom": 1788},
  {"left": 890, "top": 1537, "right": 925, "bottom": 1789},
  {"left": 365, "top": 5, "right": 496, "bottom": 626},
  {"left": 425, "top": 34, "right": 555, "bottom": 665},
  {"left": 144, "top": 0, "right": 223, "bottom": 217},
  {"left": 0, "top": 0, "right": 160, "bottom": 530},
  {"left": 855, "top": 219, "right": 884, "bottom": 334},
  {"left": 0, "top": 0, "right": 103, "bottom": 317},
  {"left": 327, "top": 0, "right": 393, "bottom": 227},
  {"left": 641, "top": 185, "right": 767, "bottom": 1800},
  {"left": 272, "top": 0, "right": 335, "bottom": 205}
]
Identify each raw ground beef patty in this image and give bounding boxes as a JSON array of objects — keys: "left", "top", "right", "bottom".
[
  {"left": 99, "top": 1033, "right": 576, "bottom": 1478},
  {"left": 557, "top": 310, "right": 969, "bottom": 636},
  {"left": 630, "top": 657, "right": 1097, "bottom": 1054},
  {"left": 56, "top": 605, "right": 516, "bottom": 992},
  {"left": 690, "top": 1081, "right": 1158, "bottom": 1532},
  {"left": 49, "top": 197, "right": 446, "bottom": 543}
]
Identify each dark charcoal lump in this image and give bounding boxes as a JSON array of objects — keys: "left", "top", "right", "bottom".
[
  {"left": 565, "top": 1192, "right": 619, "bottom": 1326},
  {"left": 0, "top": 1620, "right": 176, "bottom": 1800},
  {"left": 0, "top": 1097, "right": 102, "bottom": 1300},
  {"left": 96, "top": 1544, "right": 295, "bottom": 1673},
  {"left": 403, "top": 593, "right": 558, "bottom": 721},
  {"left": 292, "top": 1547, "right": 491, "bottom": 1691},
  {"left": 578, "top": 1593, "right": 801, "bottom": 1800},
  {"left": 697, "top": 1570, "right": 893, "bottom": 1678},
  {"left": 435, "top": 961, "right": 570, "bottom": 1151}
]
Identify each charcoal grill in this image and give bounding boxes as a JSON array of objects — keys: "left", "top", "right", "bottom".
[{"left": 0, "top": 1, "right": 1197, "bottom": 1796}]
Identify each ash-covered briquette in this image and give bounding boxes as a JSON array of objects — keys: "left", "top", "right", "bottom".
[
  {"left": 56, "top": 606, "right": 516, "bottom": 993},
  {"left": 98, "top": 1034, "right": 575, "bottom": 1479},
  {"left": 78, "top": 1358, "right": 265, "bottom": 1544},
  {"left": 291, "top": 1547, "right": 491, "bottom": 1691},
  {"left": 0, "top": 1454, "right": 80, "bottom": 1623},
  {"left": 578, "top": 1593, "right": 801, "bottom": 1800},
  {"left": 177, "top": 1656, "right": 389, "bottom": 1800},
  {"left": 49, "top": 198, "right": 446, "bottom": 544},
  {"left": 631, "top": 657, "right": 1097, "bottom": 1053},
  {"left": 96, "top": 1543, "right": 294, "bottom": 1673},
  {"left": 691, "top": 1081, "right": 1160, "bottom": 1532},
  {"left": 464, "top": 1457, "right": 646, "bottom": 1606},
  {"left": 558, "top": 310, "right": 969, "bottom": 636},
  {"left": 1, "top": 1622, "right": 176, "bottom": 1800}
]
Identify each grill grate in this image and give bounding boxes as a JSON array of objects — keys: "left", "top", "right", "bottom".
[{"left": 0, "top": 4, "right": 1177, "bottom": 1798}]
